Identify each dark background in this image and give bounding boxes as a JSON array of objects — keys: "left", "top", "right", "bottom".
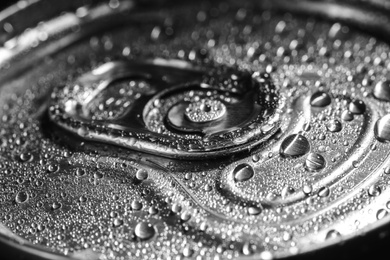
[{"left": 0, "top": 0, "right": 16, "bottom": 10}]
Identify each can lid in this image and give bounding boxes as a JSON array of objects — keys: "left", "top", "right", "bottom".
[{"left": 1, "top": 0, "right": 390, "bottom": 259}]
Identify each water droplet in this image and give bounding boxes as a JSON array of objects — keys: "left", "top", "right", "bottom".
[
  {"left": 247, "top": 205, "right": 262, "bottom": 215},
  {"left": 259, "top": 251, "right": 273, "bottom": 260},
  {"left": 182, "top": 246, "right": 194, "bottom": 257},
  {"left": 376, "top": 209, "right": 388, "bottom": 220},
  {"left": 368, "top": 185, "right": 381, "bottom": 197},
  {"left": 281, "top": 186, "right": 295, "bottom": 198},
  {"left": 113, "top": 218, "right": 123, "bottom": 227},
  {"left": 148, "top": 206, "right": 158, "bottom": 215},
  {"left": 180, "top": 211, "right": 191, "bottom": 222},
  {"left": 242, "top": 242, "right": 256, "bottom": 255},
  {"left": 131, "top": 200, "right": 142, "bottom": 210},
  {"left": 305, "top": 153, "right": 326, "bottom": 171},
  {"left": 233, "top": 164, "right": 254, "bottom": 182},
  {"left": 76, "top": 168, "right": 86, "bottom": 177},
  {"left": 136, "top": 169, "right": 148, "bottom": 181},
  {"left": 303, "top": 185, "right": 313, "bottom": 195},
  {"left": 51, "top": 202, "right": 62, "bottom": 210},
  {"left": 171, "top": 203, "right": 182, "bottom": 213},
  {"left": 19, "top": 152, "right": 33, "bottom": 162},
  {"left": 15, "top": 191, "right": 29, "bottom": 204},
  {"left": 310, "top": 91, "right": 331, "bottom": 107},
  {"left": 280, "top": 134, "right": 310, "bottom": 158},
  {"left": 252, "top": 154, "right": 261, "bottom": 162},
  {"left": 318, "top": 187, "right": 330, "bottom": 197},
  {"left": 341, "top": 110, "right": 354, "bottom": 121},
  {"left": 373, "top": 80, "right": 390, "bottom": 101},
  {"left": 348, "top": 100, "right": 366, "bottom": 114},
  {"left": 47, "top": 163, "right": 59, "bottom": 173},
  {"left": 134, "top": 222, "right": 155, "bottom": 240},
  {"left": 326, "top": 119, "right": 342, "bottom": 132},
  {"left": 325, "top": 229, "right": 341, "bottom": 240},
  {"left": 374, "top": 114, "right": 390, "bottom": 142},
  {"left": 303, "top": 123, "right": 311, "bottom": 132}
]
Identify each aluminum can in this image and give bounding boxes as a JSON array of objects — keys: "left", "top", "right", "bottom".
[{"left": 1, "top": 0, "right": 390, "bottom": 259}]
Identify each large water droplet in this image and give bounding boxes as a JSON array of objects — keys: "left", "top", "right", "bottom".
[
  {"left": 280, "top": 134, "right": 310, "bottom": 158},
  {"left": 368, "top": 184, "right": 381, "bottom": 197},
  {"left": 233, "top": 164, "right": 254, "bottom": 182},
  {"left": 134, "top": 222, "right": 155, "bottom": 240},
  {"left": 348, "top": 100, "right": 366, "bottom": 114},
  {"left": 374, "top": 114, "right": 390, "bottom": 142},
  {"left": 15, "top": 191, "right": 29, "bottom": 204},
  {"left": 373, "top": 80, "right": 390, "bottom": 101},
  {"left": 310, "top": 91, "right": 331, "bottom": 107},
  {"left": 305, "top": 153, "right": 326, "bottom": 171}
]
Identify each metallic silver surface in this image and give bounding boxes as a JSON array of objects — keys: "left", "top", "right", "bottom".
[{"left": 1, "top": 0, "right": 390, "bottom": 259}]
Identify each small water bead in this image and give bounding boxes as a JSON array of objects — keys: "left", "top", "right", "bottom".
[
  {"left": 303, "top": 185, "right": 313, "bottom": 195},
  {"left": 171, "top": 203, "right": 182, "bottom": 213},
  {"left": 51, "top": 202, "right": 62, "bottom": 210},
  {"left": 310, "top": 91, "right": 331, "bottom": 107},
  {"left": 374, "top": 114, "right": 390, "bottom": 142},
  {"left": 79, "top": 196, "right": 87, "bottom": 203},
  {"left": 305, "top": 153, "right": 326, "bottom": 171},
  {"left": 373, "top": 80, "right": 390, "bottom": 101},
  {"left": 376, "top": 209, "right": 388, "bottom": 220},
  {"left": 47, "top": 163, "right": 59, "bottom": 173},
  {"left": 15, "top": 191, "right": 29, "bottom": 204},
  {"left": 148, "top": 206, "right": 158, "bottom": 215},
  {"left": 242, "top": 242, "right": 256, "bottom": 255},
  {"left": 131, "top": 200, "right": 142, "bottom": 210},
  {"left": 113, "top": 218, "right": 124, "bottom": 227},
  {"left": 134, "top": 222, "right": 155, "bottom": 240},
  {"left": 233, "top": 164, "right": 254, "bottom": 182},
  {"left": 326, "top": 119, "right": 342, "bottom": 132},
  {"left": 136, "top": 169, "right": 148, "bottom": 181},
  {"left": 252, "top": 154, "right": 261, "bottom": 162},
  {"left": 19, "top": 152, "right": 33, "bottom": 162},
  {"left": 303, "top": 123, "right": 311, "bottom": 132},
  {"left": 280, "top": 134, "right": 310, "bottom": 158},
  {"left": 247, "top": 205, "right": 262, "bottom": 215},
  {"left": 348, "top": 100, "right": 366, "bottom": 115},
  {"left": 341, "top": 110, "right": 354, "bottom": 121},
  {"left": 182, "top": 246, "right": 194, "bottom": 257},
  {"left": 318, "top": 187, "right": 330, "bottom": 197},
  {"left": 281, "top": 186, "right": 295, "bottom": 198},
  {"left": 325, "top": 230, "right": 341, "bottom": 240},
  {"left": 180, "top": 211, "right": 191, "bottom": 222},
  {"left": 76, "top": 168, "right": 86, "bottom": 177}
]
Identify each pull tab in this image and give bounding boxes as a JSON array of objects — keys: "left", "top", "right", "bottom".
[{"left": 49, "top": 59, "right": 281, "bottom": 159}]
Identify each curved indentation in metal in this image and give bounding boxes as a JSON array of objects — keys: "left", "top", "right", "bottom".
[{"left": 49, "top": 59, "right": 281, "bottom": 159}]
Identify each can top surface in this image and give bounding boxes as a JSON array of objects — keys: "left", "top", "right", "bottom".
[{"left": 1, "top": 0, "right": 390, "bottom": 259}]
